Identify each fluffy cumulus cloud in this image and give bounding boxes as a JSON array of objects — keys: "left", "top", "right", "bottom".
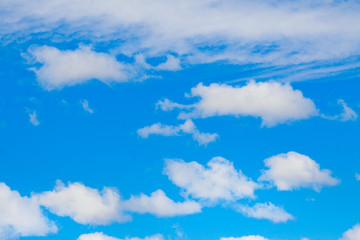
[
  {"left": 220, "top": 236, "right": 268, "bottom": 240},
  {"left": 78, "top": 232, "right": 164, "bottom": 240},
  {"left": 137, "top": 119, "right": 218, "bottom": 145},
  {"left": 0, "top": 183, "right": 57, "bottom": 239},
  {"left": 36, "top": 181, "right": 130, "bottom": 225},
  {"left": 28, "top": 46, "right": 133, "bottom": 90},
  {"left": 164, "top": 157, "right": 258, "bottom": 203},
  {"left": 340, "top": 224, "right": 360, "bottom": 240},
  {"left": 259, "top": 151, "right": 339, "bottom": 191},
  {"left": 161, "top": 81, "right": 318, "bottom": 127},
  {"left": 124, "top": 189, "right": 201, "bottom": 217},
  {"left": 233, "top": 202, "right": 294, "bottom": 223}
]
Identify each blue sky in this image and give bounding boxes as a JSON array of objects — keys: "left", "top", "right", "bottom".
[{"left": 0, "top": 1, "right": 360, "bottom": 240}]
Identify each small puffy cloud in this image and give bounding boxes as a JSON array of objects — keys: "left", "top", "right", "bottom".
[
  {"left": 164, "top": 81, "right": 318, "bottom": 127},
  {"left": 233, "top": 202, "right": 294, "bottom": 223},
  {"left": 137, "top": 119, "right": 218, "bottom": 145},
  {"left": 164, "top": 157, "right": 258, "bottom": 203},
  {"left": 28, "top": 45, "right": 132, "bottom": 90},
  {"left": 124, "top": 189, "right": 201, "bottom": 217},
  {"left": 259, "top": 152, "right": 339, "bottom": 191},
  {"left": 339, "top": 224, "right": 360, "bottom": 240},
  {"left": 220, "top": 236, "right": 269, "bottom": 240},
  {"left": 0, "top": 183, "right": 57, "bottom": 239},
  {"left": 80, "top": 99, "right": 94, "bottom": 114},
  {"left": 28, "top": 110, "right": 40, "bottom": 126},
  {"left": 78, "top": 232, "right": 164, "bottom": 240},
  {"left": 36, "top": 181, "right": 130, "bottom": 225}
]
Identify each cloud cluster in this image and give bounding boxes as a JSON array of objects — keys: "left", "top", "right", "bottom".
[
  {"left": 259, "top": 151, "right": 339, "bottom": 191},
  {"left": 137, "top": 119, "right": 218, "bottom": 145},
  {"left": 159, "top": 81, "right": 318, "bottom": 127},
  {"left": 164, "top": 157, "right": 259, "bottom": 202},
  {"left": 0, "top": 152, "right": 341, "bottom": 239}
]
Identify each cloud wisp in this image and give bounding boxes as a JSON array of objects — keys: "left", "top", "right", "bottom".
[
  {"left": 137, "top": 119, "right": 218, "bottom": 145},
  {"left": 232, "top": 202, "right": 294, "bottom": 223}
]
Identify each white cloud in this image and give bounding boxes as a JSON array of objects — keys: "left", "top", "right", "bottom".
[
  {"left": 2, "top": 0, "right": 360, "bottom": 74},
  {"left": 137, "top": 119, "right": 218, "bottom": 145},
  {"left": 233, "top": 202, "right": 294, "bottom": 223},
  {"left": 78, "top": 232, "right": 164, "bottom": 240},
  {"left": 164, "top": 157, "right": 258, "bottom": 203},
  {"left": 28, "top": 110, "right": 40, "bottom": 126},
  {"left": 80, "top": 99, "right": 94, "bottom": 114},
  {"left": 220, "top": 236, "right": 269, "bottom": 240},
  {"left": 165, "top": 81, "right": 318, "bottom": 127},
  {"left": 28, "top": 45, "right": 133, "bottom": 90},
  {"left": 124, "top": 189, "right": 201, "bottom": 217},
  {"left": 339, "top": 224, "right": 360, "bottom": 240},
  {"left": 36, "top": 181, "right": 130, "bottom": 225},
  {"left": 0, "top": 183, "right": 57, "bottom": 239},
  {"left": 259, "top": 151, "right": 339, "bottom": 191}
]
